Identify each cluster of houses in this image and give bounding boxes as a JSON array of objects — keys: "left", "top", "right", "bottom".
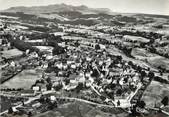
[
  {"left": 0, "top": 21, "right": 146, "bottom": 106},
  {"left": 29, "top": 38, "right": 143, "bottom": 104},
  {"left": 0, "top": 21, "right": 155, "bottom": 110}
]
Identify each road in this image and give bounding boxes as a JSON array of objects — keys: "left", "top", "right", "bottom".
[
  {"left": 1, "top": 85, "right": 169, "bottom": 116},
  {"left": 0, "top": 33, "right": 168, "bottom": 116},
  {"left": 0, "top": 91, "right": 115, "bottom": 115},
  {"left": 0, "top": 95, "right": 41, "bottom": 115},
  {"left": 146, "top": 107, "right": 169, "bottom": 116}
]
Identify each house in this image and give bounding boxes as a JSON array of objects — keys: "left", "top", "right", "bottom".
[
  {"left": 31, "top": 52, "right": 38, "bottom": 58},
  {"left": 50, "top": 96, "right": 56, "bottom": 101},
  {"left": 0, "top": 22, "right": 4, "bottom": 28},
  {"left": 86, "top": 57, "right": 92, "bottom": 61},
  {"left": 64, "top": 75, "right": 78, "bottom": 91},
  {"left": 99, "top": 44, "right": 106, "bottom": 49},
  {"left": 70, "top": 64, "right": 76, "bottom": 69},
  {"left": 36, "top": 83, "right": 47, "bottom": 92},
  {"left": 68, "top": 74, "right": 78, "bottom": 83},
  {"left": 10, "top": 61, "right": 16, "bottom": 67},
  {"left": 58, "top": 42, "right": 66, "bottom": 47},
  {"left": 65, "top": 82, "right": 78, "bottom": 91},
  {"left": 55, "top": 62, "right": 63, "bottom": 69},
  {"left": 62, "top": 64, "right": 68, "bottom": 70},
  {"left": 25, "top": 39, "right": 43, "bottom": 43},
  {"left": 76, "top": 72, "right": 85, "bottom": 83},
  {"left": 53, "top": 32, "right": 66, "bottom": 36},
  {"left": 132, "top": 73, "right": 140, "bottom": 82},
  {"left": 43, "top": 63, "right": 48, "bottom": 69},
  {"left": 46, "top": 55, "right": 53, "bottom": 60},
  {"left": 0, "top": 38, "right": 2, "bottom": 45},
  {"left": 32, "top": 86, "right": 40, "bottom": 91},
  {"left": 123, "top": 35, "right": 149, "bottom": 43},
  {"left": 102, "top": 78, "right": 112, "bottom": 85},
  {"left": 67, "top": 60, "right": 74, "bottom": 65},
  {"left": 85, "top": 77, "right": 94, "bottom": 87},
  {"left": 20, "top": 90, "right": 35, "bottom": 97},
  {"left": 32, "top": 102, "right": 41, "bottom": 108},
  {"left": 85, "top": 72, "right": 91, "bottom": 78}
]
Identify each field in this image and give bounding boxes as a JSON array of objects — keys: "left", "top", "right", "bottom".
[
  {"left": 35, "top": 46, "right": 53, "bottom": 53},
  {"left": 131, "top": 48, "right": 155, "bottom": 59},
  {"left": 131, "top": 48, "right": 169, "bottom": 70},
  {"left": 142, "top": 81, "right": 169, "bottom": 111},
  {"left": 34, "top": 102, "right": 128, "bottom": 117},
  {"left": 0, "top": 69, "right": 41, "bottom": 89},
  {"left": 147, "top": 56, "right": 169, "bottom": 71}
]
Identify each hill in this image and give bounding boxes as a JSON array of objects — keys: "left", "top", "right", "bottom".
[{"left": 3, "top": 3, "right": 112, "bottom": 15}]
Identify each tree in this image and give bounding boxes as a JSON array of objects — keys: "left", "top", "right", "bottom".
[
  {"left": 74, "top": 40, "right": 80, "bottom": 47},
  {"left": 2, "top": 39, "right": 8, "bottom": 45},
  {"left": 46, "top": 77, "right": 51, "bottom": 83},
  {"left": 130, "top": 105, "right": 140, "bottom": 116},
  {"left": 117, "top": 100, "right": 120, "bottom": 106},
  {"left": 8, "top": 107, "right": 13, "bottom": 114},
  {"left": 116, "top": 89, "right": 122, "bottom": 96},
  {"left": 136, "top": 65, "right": 142, "bottom": 72},
  {"left": 76, "top": 83, "right": 83, "bottom": 93},
  {"left": 48, "top": 61, "right": 54, "bottom": 68},
  {"left": 48, "top": 101, "right": 58, "bottom": 110},
  {"left": 95, "top": 44, "right": 100, "bottom": 50},
  {"left": 148, "top": 71, "right": 155, "bottom": 80},
  {"left": 100, "top": 95, "right": 106, "bottom": 101},
  {"left": 10, "top": 39, "right": 39, "bottom": 53},
  {"left": 52, "top": 45, "right": 65, "bottom": 55},
  {"left": 128, "top": 61, "right": 133, "bottom": 66},
  {"left": 141, "top": 70, "right": 147, "bottom": 78},
  {"left": 91, "top": 69, "right": 100, "bottom": 78},
  {"left": 123, "top": 47, "right": 132, "bottom": 57},
  {"left": 39, "top": 95, "right": 45, "bottom": 103},
  {"left": 161, "top": 96, "right": 169, "bottom": 106},
  {"left": 136, "top": 100, "right": 146, "bottom": 108},
  {"left": 4, "top": 23, "right": 7, "bottom": 29},
  {"left": 28, "top": 111, "right": 32, "bottom": 117},
  {"left": 140, "top": 70, "right": 147, "bottom": 82},
  {"left": 140, "top": 43, "right": 146, "bottom": 48},
  {"left": 53, "top": 84, "right": 63, "bottom": 91},
  {"left": 116, "top": 56, "right": 122, "bottom": 62},
  {"left": 46, "top": 83, "right": 52, "bottom": 90},
  {"left": 65, "top": 79, "right": 70, "bottom": 85}
]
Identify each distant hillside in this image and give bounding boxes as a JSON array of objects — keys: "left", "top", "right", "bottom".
[
  {"left": 3, "top": 3, "right": 112, "bottom": 15},
  {"left": 134, "top": 13, "right": 169, "bottom": 19},
  {"left": 2, "top": 3, "right": 169, "bottom": 27}
]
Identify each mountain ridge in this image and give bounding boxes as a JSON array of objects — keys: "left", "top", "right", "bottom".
[{"left": 2, "top": 3, "right": 112, "bottom": 15}]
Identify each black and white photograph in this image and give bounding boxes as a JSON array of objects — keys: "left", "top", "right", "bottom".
[{"left": 0, "top": 0, "right": 169, "bottom": 117}]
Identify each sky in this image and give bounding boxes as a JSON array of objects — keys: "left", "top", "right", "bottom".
[{"left": 0, "top": 0, "right": 169, "bottom": 15}]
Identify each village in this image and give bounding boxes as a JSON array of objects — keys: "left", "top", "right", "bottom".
[{"left": 0, "top": 11, "right": 169, "bottom": 117}]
